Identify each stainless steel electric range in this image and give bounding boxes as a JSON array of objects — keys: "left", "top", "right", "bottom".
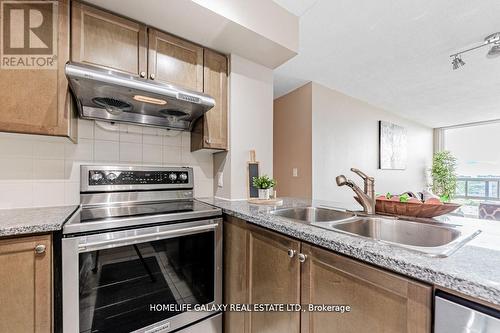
[{"left": 62, "top": 165, "right": 222, "bottom": 333}]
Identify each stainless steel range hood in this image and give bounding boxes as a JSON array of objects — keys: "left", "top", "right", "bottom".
[{"left": 65, "top": 62, "right": 215, "bottom": 131}]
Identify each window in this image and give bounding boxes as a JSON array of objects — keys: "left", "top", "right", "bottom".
[{"left": 443, "top": 121, "right": 500, "bottom": 218}]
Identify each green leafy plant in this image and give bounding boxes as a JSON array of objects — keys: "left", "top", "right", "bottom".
[
  {"left": 252, "top": 175, "right": 276, "bottom": 189},
  {"left": 399, "top": 193, "right": 410, "bottom": 202},
  {"left": 431, "top": 151, "right": 457, "bottom": 202}
]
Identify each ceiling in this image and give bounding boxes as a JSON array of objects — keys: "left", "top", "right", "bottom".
[{"left": 273, "top": 0, "right": 500, "bottom": 128}]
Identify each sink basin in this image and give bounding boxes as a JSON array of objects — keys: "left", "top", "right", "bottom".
[
  {"left": 314, "top": 217, "right": 481, "bottom": 257},
  {"left": 270, "top": 206, "right": 356, "bottom": 223}
]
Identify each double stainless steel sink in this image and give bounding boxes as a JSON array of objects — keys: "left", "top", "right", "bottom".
[{"left": 270, "top": 206, "right": 481, "bottom": 257}]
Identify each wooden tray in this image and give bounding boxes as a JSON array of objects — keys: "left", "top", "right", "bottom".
[
  {"left": 248, "top": 198, "right": 283, "bottom": 206},
  {"left": 375, "top": 200, "right": 460, "bottom": 218}
]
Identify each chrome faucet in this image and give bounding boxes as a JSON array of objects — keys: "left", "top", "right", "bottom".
[{"left": 336, "top": 168, "right": 375, "bottom": 214}]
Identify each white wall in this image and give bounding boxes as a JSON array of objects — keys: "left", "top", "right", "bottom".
[
  {"left": 0, "top": 120, "right": 213, "bottom": 209},
  {"left": 311, "top": 83, "right": 433, "bottom": 206},
  {"left": 214, "top": 54, "right": 274, "bottom": 200}
]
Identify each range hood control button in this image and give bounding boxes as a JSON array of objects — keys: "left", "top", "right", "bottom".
[
  {"left": 169, "top": 173, "right": 177, "bottom": 181},
  {"left": 179, "top": 173, "right": 188, "bottom": 181}
]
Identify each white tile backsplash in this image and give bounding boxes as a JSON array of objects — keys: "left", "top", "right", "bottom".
[
  {"left": 94, "top": 121, "right": 120, "bottom": 141},
  {"left": 0, "top": 135, "right": 33, "bottom": 157},
  {"left": 34, "top": 140, "right": 65, "bottom": 160},
  {"left": 94, "top": 140, "right": 120, "bottom": 162},
  {"left": 77, "top": 119, "right": 94, "bottom": 139},
  {"left": 119, "top": 142, "right": 142, "bottom": 162},
  {"left": 64, "top": 138, "right": 93, "bottom": 161},
  {"left": 0, "top": 119, "right": 214, "bottom": 208},
  {"left": 33, "top": 182, "right": 65, "bottom": 207},
  {"left": 0, "top": 157, "right": 34, "bottom": 179},
  {"left": 0, "top": 182, "right": 34, "bottom": 208},
  {"left": 163, "top": 146, "right": 182, "bottom": 164},
  {"left": 33, "top": 159, "right": 65, "bottom": 179},
  {"left": 142, "top": 144, "right": 162, "bottom": 164}
]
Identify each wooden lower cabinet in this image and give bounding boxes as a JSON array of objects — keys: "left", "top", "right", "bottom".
[
  {"left": 300, "top": 244, "right": 432, "bottom": 333},
  {"left": 224, "top": 217, "right": 301, "bottom": 333},
  {"left": 224, "top": 216, "right": 249, "bottom": 332},
  {"left": 0, "top": 234, "right": 52, "bottom": 333},
  {"left": 247, "top": 223, "right": 301, "bottom": 333},
  {"left": 223, "top": 217, "right": 432, "bottom": 333}
]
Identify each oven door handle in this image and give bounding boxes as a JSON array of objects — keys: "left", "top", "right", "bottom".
[{"left": 78, "top": 223, "right": 218, "bottom": 251}]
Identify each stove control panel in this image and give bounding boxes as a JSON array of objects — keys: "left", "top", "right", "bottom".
[{"left": 83, "top": 166, "right": 193, "bottom": 191}]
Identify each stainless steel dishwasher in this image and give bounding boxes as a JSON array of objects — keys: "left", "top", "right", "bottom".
[{"left": 435, "top": 291, "right": 500, "bottom": 333}]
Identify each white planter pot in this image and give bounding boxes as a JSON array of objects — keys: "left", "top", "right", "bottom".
[{"left": 258, "top": 189, "right": 271, "bottom": 200}]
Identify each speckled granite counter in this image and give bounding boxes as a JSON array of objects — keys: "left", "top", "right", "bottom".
[
  {"left": 0, "top": 205, "right": 79, "bottom": 237},
  {"left": 197, "top": 197, "right": 500, "bottom": 307}
]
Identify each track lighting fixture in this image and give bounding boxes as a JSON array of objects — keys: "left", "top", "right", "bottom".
[
  {"left": 451, "top": 55, "right": 465, "bottom": 70},
  {"left": 450, "top": 32, "right": 500, "bottom": 70}
]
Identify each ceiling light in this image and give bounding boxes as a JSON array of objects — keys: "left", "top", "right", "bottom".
[
  {"left": 452, "top": 55, "right": 465, "bottom": 70},
  {"left": 487, "top": 44, "right": 500, "bottom": 58},
  {"left": 449, "top": 32, "right": 500, "bottom": 70}
]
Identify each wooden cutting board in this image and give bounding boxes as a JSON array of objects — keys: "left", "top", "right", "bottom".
[{"left": 247, "top": 198, "right": 284, "bottom": 206}]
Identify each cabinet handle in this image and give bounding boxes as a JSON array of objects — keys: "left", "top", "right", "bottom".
[
  {"left": 205, "top": 138, "right": 211, "bottom": 144},
  {"left": 149, "top": 73, "right": 155, "bottom": 80},
  {"left": 140, "top": 71, "right": 146, "bottom": 78},
  {"left": 287, "top": 249, "right": 296, "bottom": 258},
  {"left": 298, "top": 253, "right": 307, "bottom": 263},
  {"left": 34, "top": 244, "right": 46, "bottom": 254}
]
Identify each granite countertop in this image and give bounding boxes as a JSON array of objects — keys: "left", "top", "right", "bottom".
[
  {"left": 197, "top": 197, "right": 500, "bottom": 307},
  {"left": 0, "top": 205, "right": 79, "bottom": 237}
]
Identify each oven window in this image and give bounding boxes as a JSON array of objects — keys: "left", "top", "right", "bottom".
[{"left": 78, "top": 231, "right": 215, "bottom": 333}]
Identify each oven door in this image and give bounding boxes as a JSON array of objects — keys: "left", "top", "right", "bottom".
[{"left": 62, "top": 218, "right": 222, "bottom": 333}]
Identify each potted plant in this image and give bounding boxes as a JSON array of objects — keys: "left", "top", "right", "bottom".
[
  {"left": 431, "top": 151, "right": 457, "bottom": 202},
  {"left": 252, "top": 175, "right": 276, "bottom": 200}
]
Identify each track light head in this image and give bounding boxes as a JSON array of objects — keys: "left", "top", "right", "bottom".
[{"left": 452, "top": 55, "right": 465, "bottom": 70}]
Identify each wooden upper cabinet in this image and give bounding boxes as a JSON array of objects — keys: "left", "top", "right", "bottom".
[
  {"left": 0, "top": 0, "right": 74, "bottom": 138},
  {"left": 71, "top": 1, "right": 147, "bottom": 75},
  {"left": 0, "top": 234, "right": 52, "bottom": 333},
  {"left": 300, "top": 244, "right": 432, "bottom": 333},
  {"left": 247, "top": 224, "right": 301, "bottom": 333},
  {"left": 148, "top": 28, "right": 203, "bottom": 91},
  {"left": 191, "top": 49, "right": 228, "bottom": 151}
]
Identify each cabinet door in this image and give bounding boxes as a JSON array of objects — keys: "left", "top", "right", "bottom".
[
  {"left": 148, "top": 29, "right": 203, "bottom": 91},
  {"left": 247, "top": 224, "right": 301, "bottom": 333},
  {"left": 224, "top": 216, "right": 248, "bottom": 333},
  {"left": 72, "top": 1, "right": 147, "bottom": 75},
  {"left": 191, "top": 49, "right": 228, "bottom": 151},
  {"left": 301, "top": 244, "right": 432, "bottom": 333},
  {"left": 0, "top": 234, "right": 52, "bottom": 332},
  {"left": 0, "top": 0, "right": 73, "bottom": 137}
]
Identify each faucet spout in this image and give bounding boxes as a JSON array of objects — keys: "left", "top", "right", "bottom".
[{"left": 336, "top": 169, "right": 376, "bottom": 214}]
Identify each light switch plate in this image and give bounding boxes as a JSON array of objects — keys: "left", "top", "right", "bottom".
[{"left": 292, "top": 168, "right": 298, "bottom": 177}]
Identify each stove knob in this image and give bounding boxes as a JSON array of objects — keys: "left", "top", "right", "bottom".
[
  {"left": 179, "top": 173, "right": 188, "bottom": 181},
  {"left": 106, "top": 172, "right": 118, "bottom": 181},
  {"left": 91, "top": 172, "right": 103, "bottom": 181},
  {"left": 169, "top": 173, "right": 177, "bottom": 181}
]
